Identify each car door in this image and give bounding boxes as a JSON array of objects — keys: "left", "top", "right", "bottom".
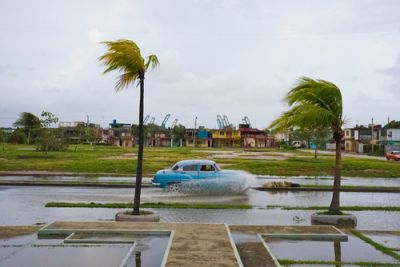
[
  {"left": 181, "top": 164, "right": 198, "bottom": 180},
  {"left": 198, "top": 164, "right": 217, "bottom": 180}
]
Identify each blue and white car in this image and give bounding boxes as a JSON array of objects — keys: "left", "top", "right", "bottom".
[{"left": 152, "top": 159, "right": 232, "bottom": 189}]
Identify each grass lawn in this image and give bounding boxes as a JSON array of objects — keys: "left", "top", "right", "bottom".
[{"left": 0, "top": 144, "right": 400, "bottom": 177}]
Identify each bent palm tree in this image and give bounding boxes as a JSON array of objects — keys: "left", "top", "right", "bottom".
[
  {"left": 99, "top": 39, "right": 159, "bottom": 215},
  {"left": 269, "top": 77, "right": 344, "bottom": 213}
]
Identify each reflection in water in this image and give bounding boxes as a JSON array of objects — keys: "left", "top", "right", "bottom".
[
  {"left": 135, "top": 251, "right": 141, "bottom": 267},
  {"left": 334, "top": 241, "right": 341, "bottom": 267}
]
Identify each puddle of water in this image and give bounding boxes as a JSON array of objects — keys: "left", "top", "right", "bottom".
[
  {"left": 1, "top": 186, "right": 400, "bottom": 230},
  {"left": 231, "top": 232, "right": 276, "bottom": 267},
  {"left": 0, "top": 175, "right": 153, "bottom": 184},
  {"left": 264, "top": 235, "right": 398, "bottom": 263},
  {"left": 363, "top": 232, "right": 400, "bottom": 250},
  {"left": 0, "top": 245, "right": 133, "bottom": 267},
  {"left": 0, "top": 233, "right": 169, "bottom": 267},
  {"left": 257, "top": 176, "right": 400, "bottom": 187}
]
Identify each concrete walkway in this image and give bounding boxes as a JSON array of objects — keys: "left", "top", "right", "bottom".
[
  {"left": 39, "top": 221, "right": 347, "bottom": 267},
  {"left": 41, "top": 221, "right": 240, "bottom": 267}
]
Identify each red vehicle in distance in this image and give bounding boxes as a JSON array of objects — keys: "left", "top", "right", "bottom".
[{"left": 386, "top": 151, "right": 400, "bottom": 161}]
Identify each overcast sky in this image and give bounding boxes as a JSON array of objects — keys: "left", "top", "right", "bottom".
[{"left": 1, "top": 0, "right": 399, "bottom": 129}]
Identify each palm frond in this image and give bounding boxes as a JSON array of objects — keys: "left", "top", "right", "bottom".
[
  {"left": 99, "top": 39, "right": 158, "bottom": 91},
  {"left": 145, "top": 55, "right": 159, "bottom": 72},
  {"left": 270, "top": 77, "right": 344, "bottom": 133}
]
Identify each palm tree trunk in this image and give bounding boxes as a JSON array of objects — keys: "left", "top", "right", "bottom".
[
  {"left": 133, "top": 78, "right": 145, "bottom": 215},
  {"left": 314, "top": 144, "right": 318, "bottom": 159},
  {"left": 329, "top": 134, "right": 342, "bottom": 213}
]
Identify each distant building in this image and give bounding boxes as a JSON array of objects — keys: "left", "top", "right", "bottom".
[
  {"left": 344, "top": 125, "right": 381, "bottom": 153},
  {"left": 59, "top": 121, "right": 101, "bottom": 144},
  {"left": 147, "top": 131, "right": 171, "bottom": 147},
  {"left": 212, "top": 128, "right": 241, "bottom": 147},
  {"left": 184, "top": 128, "right": 213, "bottom": 147},
  {"left": 239, "top": 124, "right": 274, "bottom": 148},
  {"left": 380, "top": 128, "right": 400, "bottom": 153},
  {"left": 105, "top": 120, "right": 134, "bottom": 147}
]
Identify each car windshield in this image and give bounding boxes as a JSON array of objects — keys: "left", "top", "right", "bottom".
[
  {"left": 393, "top": 151, "right": 400, "bottom": 155},
  {"left": 214, "top": 164, "right": 221, "bottom": 171},
  {"left": 171, "top": 164, "right": 179, "bottom": 171}
]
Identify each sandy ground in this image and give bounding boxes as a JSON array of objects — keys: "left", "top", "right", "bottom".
[{"left": 0, "top": 226, "right": 41, "bottom": 238}]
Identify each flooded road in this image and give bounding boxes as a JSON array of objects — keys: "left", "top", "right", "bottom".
[{"left": 0, "top": 185, "right": 399, "bottom": 230}]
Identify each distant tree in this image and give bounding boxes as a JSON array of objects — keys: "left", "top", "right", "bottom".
[
  {"left": 9, "top": 128, "right": 27, "bottom": 144},
  {"left": 40, "top": 111, "right": 59, "bottom": 128},
  {"left": 37, "top": 111, "right": 68, "bottom": 152},
  {"left": 171, "top": 124, "right": 185, "bottom": 146},
  {"left": 385, "top": 120, "right": 400, "bottom": 129},
  {"left": 99, "top": 39, "right": 159, "bottom": 215},
  {"left": 13, "top": 112, "right": 41, "bottom": 144},
  {"left": 292, "top": 127, "right": 331, "bottom": 158},
  {"left": 270, "top": 77, "right": 344, "bottom": 214}
]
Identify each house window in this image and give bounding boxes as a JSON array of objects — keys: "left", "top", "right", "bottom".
[{"left": 388, "top": 131, "right": 392, "bottom": 138}]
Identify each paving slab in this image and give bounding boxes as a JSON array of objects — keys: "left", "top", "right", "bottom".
[
  {"left": 40, "top": 221, "right": 240, "bottom": 267},
  {"left": 39, "top": 222, "right": 347, "bottom": 267}
]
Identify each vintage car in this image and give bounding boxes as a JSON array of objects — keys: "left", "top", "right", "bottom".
[
  {"left": 152, "top": 159, "right": 232, "bottom": 189},
  {"left": 386, "top": 151, "right": 400, "bottom": 161}
]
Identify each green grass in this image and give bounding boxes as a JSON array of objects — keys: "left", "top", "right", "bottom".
[
  {"left": 279, "top": 259, "right": 400, "bottom": 266},
  {"left": 301, "top": 184, "right": 400, "bottom": 191},
  {"left": 266, "top": 205, "right": 400, "bottom": 212},
  {"left": 1, "top": 144, "right": 400, "bottom": 177},
  {"left": 351, "top": 230, "right": 400, "bottom": 261},
  {"left": 45, "top": 202, "right": 253, "bottom": 209}
]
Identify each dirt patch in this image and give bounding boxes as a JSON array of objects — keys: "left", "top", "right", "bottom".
[
  {"left": 236, "top": 242, "right": 278, "bottom": 267},
  {"left": 99, "top": 153, "right": 137, "bottom": 160},
  {"left": 0, "top": 226, "right": 41, "bottom": 238},
  {"left": 230, "top": 225, "right": 342, "bottom": 235}
]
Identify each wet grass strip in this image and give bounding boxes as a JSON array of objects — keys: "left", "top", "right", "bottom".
[
  {"left": 301, "top": 184, "right": 400, "bottom": 191},
  {"left": 266, "top": 205, "right": 400, "bottom": 212},
  {"left": 45, "top": 202, "right": 252, "bottom": 209},
  {"left": 278, "top": 259, "right": 400, "bottom": 266},
  {"left": 351, "top": 230, "right": 400, "bottom": 261}
]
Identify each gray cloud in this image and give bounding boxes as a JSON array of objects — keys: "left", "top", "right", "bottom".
[{"left": 0, "top": 0, "right": 399, "bottom": 128}]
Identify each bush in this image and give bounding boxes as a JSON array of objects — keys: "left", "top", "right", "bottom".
[{"left": 37, "top": 129, "right": 69, "bottom": 152}]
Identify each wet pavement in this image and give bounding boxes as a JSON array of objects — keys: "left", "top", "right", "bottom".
[
  {"left": 0, "top": 232, "right": 169, "bottom": 267},
  {"left": 0, "top": 185, "right": 399, "bottom": 230}
]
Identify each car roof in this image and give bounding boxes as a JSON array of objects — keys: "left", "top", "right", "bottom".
[{"left": 175, "top": 159, "right": 217, "bottom": 166}]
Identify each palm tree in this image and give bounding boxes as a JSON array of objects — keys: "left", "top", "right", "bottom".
[
  {"left": 269, "top": 77, "right": 344, "bottom": 214},
  {"left": 99, "top": 39, "right": 159, "bottom": 215}
]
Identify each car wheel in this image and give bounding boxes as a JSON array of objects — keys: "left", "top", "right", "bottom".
[
  {"left": 386, "top": 157, "right": 390, "bottom": 160},
  {"left": 167, "top": 183, "right": 182, "bottom": 192}
]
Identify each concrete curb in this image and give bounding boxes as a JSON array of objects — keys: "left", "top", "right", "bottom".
[
  {"left": 115, "top": 210, "right": 160, "bottom": 222},
  {"left": 257, "top": 234, "right": 281, "bottom": 267},
  {"left": 160, "top": 230, "right": 174, "bottom": 267},
  {"left": 311, "top": 213, "right": 357, "bottom": 228},
  {"left": 224, "top": 224, "right": 244, "bottom": 267}
]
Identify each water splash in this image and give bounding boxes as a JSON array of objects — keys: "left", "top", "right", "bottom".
[{"left": 177, "top": 170, "right": 256, "bottom": 195}]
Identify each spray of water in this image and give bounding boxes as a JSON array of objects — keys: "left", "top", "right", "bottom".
[{"left": 177, "top": 170, "right": 257, "bottom": 195}]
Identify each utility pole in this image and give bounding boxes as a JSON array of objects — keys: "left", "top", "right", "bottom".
[
  {"left": 371, "top": 118, "right": 374, "bottom": 153},
  {"left": 194, "top": 116, "right": 197, "bottom": 147}
]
